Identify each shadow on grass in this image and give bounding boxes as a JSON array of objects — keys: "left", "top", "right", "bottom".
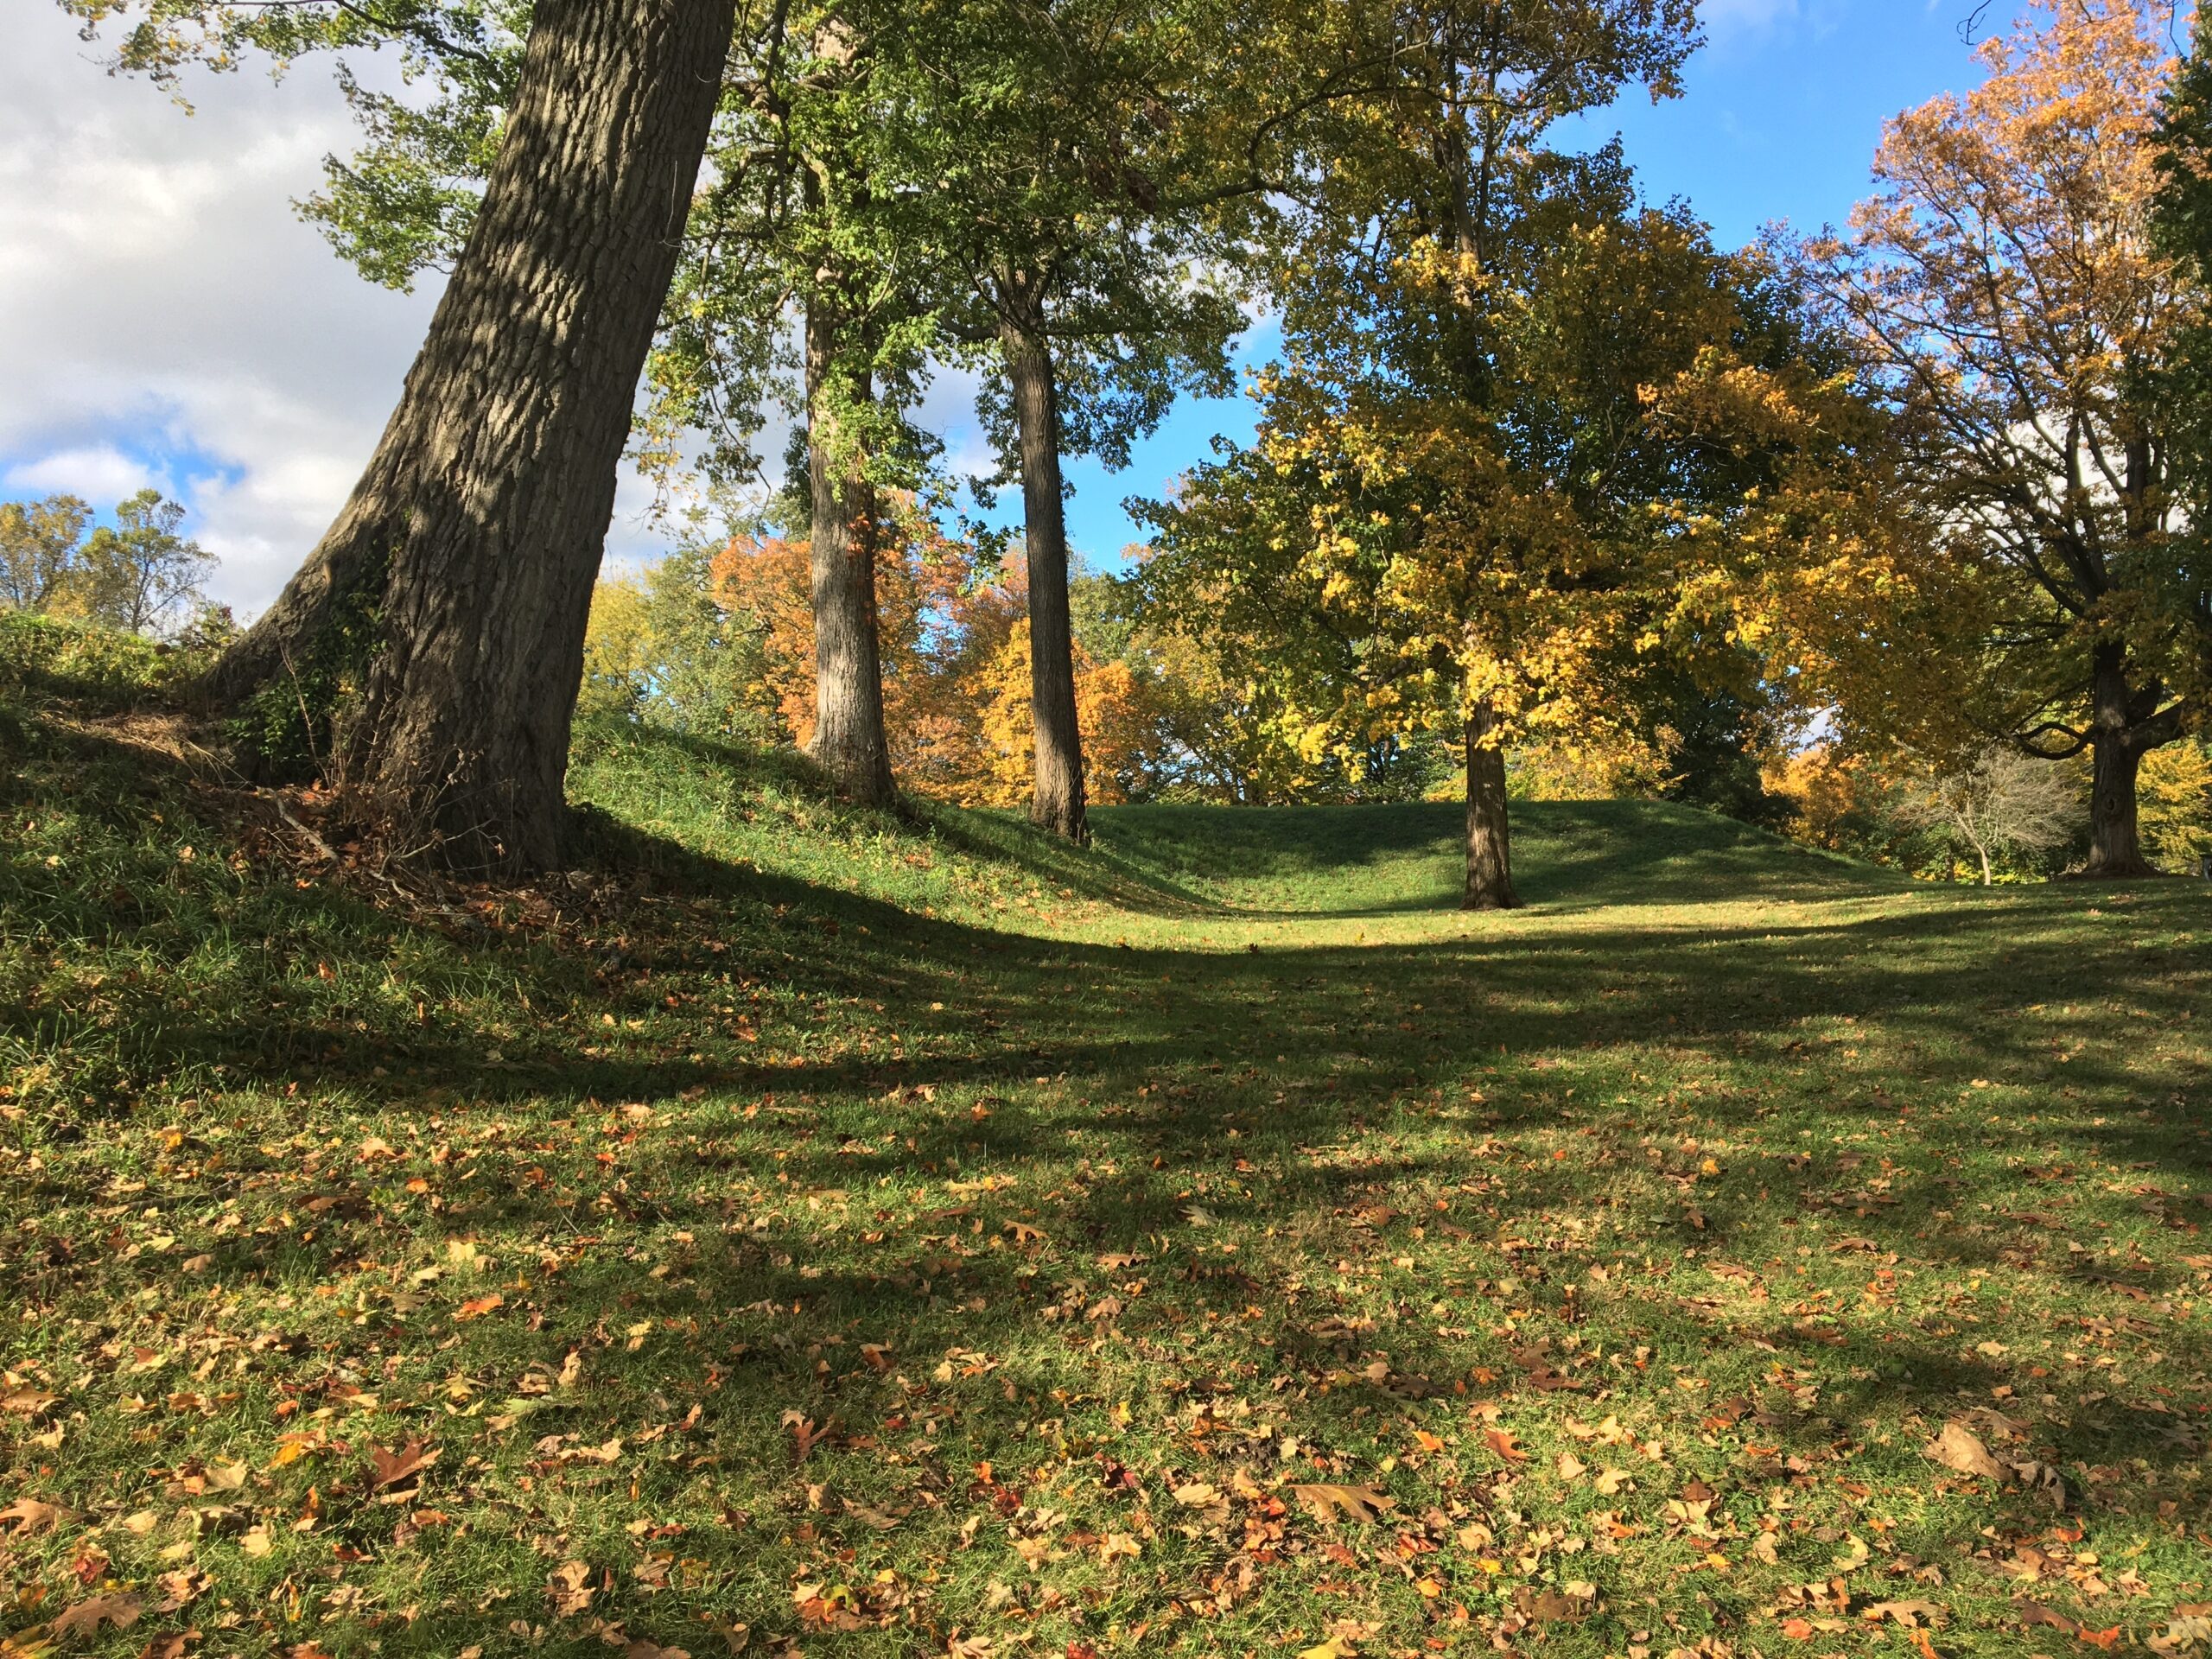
[{"left": 4, "top": 708, "right": 2209, "bottom": 1657}]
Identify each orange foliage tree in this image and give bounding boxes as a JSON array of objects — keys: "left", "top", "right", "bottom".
[
  {"left": 1797, "top": 0, "right": 2207, "bottom": 875},
  {"left": 707, "top": 501, "right": 1164, "bottom": 805}
]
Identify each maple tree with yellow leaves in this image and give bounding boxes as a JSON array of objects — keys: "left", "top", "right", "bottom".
[{"left": 1145, "top": 162, "right": 1930, "bottom": 903}]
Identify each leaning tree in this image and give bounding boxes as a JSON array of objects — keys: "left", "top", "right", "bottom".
[{"left": 67, "top": 0, "right": 745, "bottom": 869}]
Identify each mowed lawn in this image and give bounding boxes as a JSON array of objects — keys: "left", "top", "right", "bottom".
[{"left": 2, "top": 692, "right": 2209, "bottom": 1659}]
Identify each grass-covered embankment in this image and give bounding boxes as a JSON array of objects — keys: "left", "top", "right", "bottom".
[{"left": 2, "top": 622, "right": 2208, "bottom": 1659}]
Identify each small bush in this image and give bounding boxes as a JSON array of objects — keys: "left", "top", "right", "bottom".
[{"left": 0, "top": 610, "right": 182, "bottom": 714}]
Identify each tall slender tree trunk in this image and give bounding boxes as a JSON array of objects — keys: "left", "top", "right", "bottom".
[
  {"left": 206, "top": 0, "right": 738, "bottom": 871},
  {"left": 804, "top": 299, "right": 897, "bottom": 807},
  {"left": 999, "top": 292, "right": 1087, "bottom": 843},
  {"left": 1464, "top": 696, "right": 1519, "bottom": 910},
  {"left": 2081, "top": 644, "right": 2155, "bottom": 878}
]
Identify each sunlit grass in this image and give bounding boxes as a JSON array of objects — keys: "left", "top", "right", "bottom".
[{"left": 1, "top": 683, "right": 2207, "bottom": 1659}]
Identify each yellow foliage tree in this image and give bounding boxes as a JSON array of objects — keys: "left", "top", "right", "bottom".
[{"left": 2138, "top": 741, "right": 2212, "bottom": 868}]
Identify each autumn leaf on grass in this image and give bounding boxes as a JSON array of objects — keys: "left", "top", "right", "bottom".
[
  {"left": 49, "top": 1593, "right": 142, "bottom": 1638},
  {"left": 2021, "top": 1603, "right": 2121, "bottom": 1649},
  {"left": 1298, "top": 1638, "right": 1357, "bottom": 1659},
  {"left": 201, "top": 1461, "right": 248, "bottom": 1493},
  {"left": 548, "top": 1560, "right": 594, "bottom": 1617},
  {"left": 1512, "top": 1583, "right": 1598, "bottom": 1623},
  {"left": 1863, "top": 1600, "right": 1946, "bottom": 1629},
  {"left": 367, "top": 1440, "right": 439, "bottom": 1491},
  {"left": 0, "top": 1498, "right": 78, "bottom": 1535},
  {"left": 454, "top": 1294, "right": 504, "bottom": 1322},
  {"left": 781, "top": 1411, "right": 830, "bottom": 1463},
  {"left": 2149, "top": 1614, "right": 2212, "bottom": 1656},
  {"left": 1291, "top": 1484, "right": 1397, "bottom": 1524},
  {"left": 2017, "top": 1602, "right": 2081, "bottom": 1637},
  {"left": 0, "top": 1387, "right": 60, "bottom": 1416},
  {"left": 154, "top": 1568, "right": 208, "bottom": 1611},
  {"left": 1923, "top": 1420, "right": 2005, "bottom": 1481},
  {"left": 842, "top": 1499, "right": 910, "bottom": 1530},
  {"left": 1483, "top": 1427, "right": 1526, "bottom": 1462}
]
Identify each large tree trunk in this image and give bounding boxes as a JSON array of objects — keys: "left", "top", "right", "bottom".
[
  {"left": 1464, "top": 697, "right": 1519, "bottom": 910},
  {"left": 1000, "top": 299, "right": 1087, "bottom": 843},
  {"left": 206, "top": 0, "right": 737, "bottom": 872},
  {"left": 2083, "top": 736, "right": 2151, "bottom": 875},
  {"left": 804, "top": 299, "right": 897, "bottom": 808},
  {"left": 2081, "top": 645, "right": 2156, "bottom": 878}
]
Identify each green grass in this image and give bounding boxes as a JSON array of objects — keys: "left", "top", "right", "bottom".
[{"left": 2, "top": 658, "right": 2209, "bottom": 1659}]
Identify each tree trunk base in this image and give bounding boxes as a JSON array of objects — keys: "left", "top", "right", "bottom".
[
  {"left": 1461, "top": 889, "right": 1522, "bottom": 912},
  {"left": 1463, "top": 701, "right": 1518, "bottom": 910},
  {"left": 1030, "top": 794, "right": 1090, "bottom": 845},
  {"left": 2061, "top": 858, "right": 2164, "bottom": 880},
  {"left": 194, "top": 0, "right": 739, "bottom": 873}
]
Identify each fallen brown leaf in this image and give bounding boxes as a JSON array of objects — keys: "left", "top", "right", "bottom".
[
  {"left": 49, "top": 1592, "right": 143, "bottom": 1639},
  {"left": 367, "top": 1439, "right": 439, "bottom": 1490},
  {"left": 1923, "top": 1419, "right": 2005, "bottom": 1481},
  {"left": 0, "top": 1497, "right": 78, "bottom": 1535},
  {"left": 1863, "top": 1600, "right": 1946, "bottom": 1628},
  {"left": 1512, "top": 1585, "right": 1593, "bottom": 1622},
  {"left": 549, "top": 1560, "right": 594, "bottom": 1617},
  {"left": 2017, "top": 1599, "right": 2079, "bottom": 1636},
  {"left": 1290, "top": 1483, "right": 1397, "bottom": 1524}
]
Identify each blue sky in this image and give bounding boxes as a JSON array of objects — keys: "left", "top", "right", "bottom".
[
  {"left": 1035, "top": 0, "right": 2028, "bottom": 571},
  {"left": 2, "top": 0, "right": 2059, "bottom": 611}
]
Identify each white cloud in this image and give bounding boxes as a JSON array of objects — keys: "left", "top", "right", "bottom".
[
  {"left": 0, "top": 14, "right": 437, "bottom": 619},
  {"left": 1696, "top": 0, "right": 1846, "bottom": 50},
  {"left": 1700, "top": 0, "right": 1798, "bottom": 37},
  {"left": 2, "top": 443, "right": 166, "bottom": 501},
  {"left": 0, "top": 15, "right": 1236, "bottom": 615}
]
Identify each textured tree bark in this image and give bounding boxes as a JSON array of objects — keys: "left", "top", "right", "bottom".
[
  {"left": 1464, "top": 697, "right": 1520, "bottom": 910},
  {"left": 1001, "top": 306, "right": 1088, "bottom": 843},
  {"left": 205, "top": 0, "right": 738, "bottom": 871},
  {"left": 2081, "top": 645, "right": 2156, "bottom": 878},
  {"left": 803, "top": 299, "right": 897, "bottom": 808}
]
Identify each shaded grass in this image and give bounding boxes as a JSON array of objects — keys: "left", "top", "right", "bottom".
[{"left": 1, "top": 690, "right": 2208, "bottom": 1659}]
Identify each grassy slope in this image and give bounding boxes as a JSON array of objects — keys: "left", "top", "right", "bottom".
[{"left": 2, "top": 661, "right": 2209, "bottom": 1659}]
